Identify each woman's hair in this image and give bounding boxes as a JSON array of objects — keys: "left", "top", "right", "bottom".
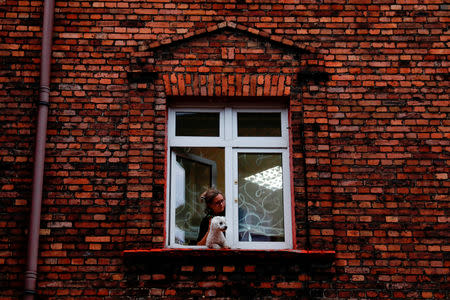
[{"left": 200, "top": 187, "right": 222, "bottom": 205}]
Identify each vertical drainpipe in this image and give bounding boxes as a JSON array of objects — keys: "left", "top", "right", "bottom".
[{"left": 24, "top": 0, "right": 55, "bottom": 298}]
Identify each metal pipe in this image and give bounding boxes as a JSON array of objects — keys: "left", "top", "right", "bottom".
[{"left": 24, "top": 0, "right": 55, "bottom": 298}]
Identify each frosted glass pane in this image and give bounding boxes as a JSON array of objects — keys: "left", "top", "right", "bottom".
[
  {"left": 237, "top": 113, "right": 281, "bottom": 137},
  {"left": 176, "top": 112, "right": 219, "bottom": 136},
  {"left": 238, "top": 153, "right": 284, "bottom": 242}
]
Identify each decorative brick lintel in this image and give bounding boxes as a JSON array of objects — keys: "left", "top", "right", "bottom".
[{"left": 141, "top": 21, "right": 313, "bottom": 54}]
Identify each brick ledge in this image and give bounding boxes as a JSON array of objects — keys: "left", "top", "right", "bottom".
[{"left": 123, "top": 248, "right": 335, "bottom": 262}]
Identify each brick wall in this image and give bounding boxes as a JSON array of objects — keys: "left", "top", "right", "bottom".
[{"left": 1, "top": 0, "right": 448, "bottom": 299}]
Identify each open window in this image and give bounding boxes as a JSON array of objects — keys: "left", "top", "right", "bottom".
[{"left": 167, "top": 106, "right": 292, "bottom": 249}]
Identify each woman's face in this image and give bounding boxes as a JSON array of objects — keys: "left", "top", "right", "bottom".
[{"left": 208, "top": 194, "right": 225, "bottom": 215}]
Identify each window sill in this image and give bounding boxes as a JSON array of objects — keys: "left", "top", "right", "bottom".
[{"left": 123, "top": 248, "right": 335, "bottom": 263}]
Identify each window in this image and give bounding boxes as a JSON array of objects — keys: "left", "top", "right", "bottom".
[{"left": 167, "top": 107, "right": 292, "bottom": 249}]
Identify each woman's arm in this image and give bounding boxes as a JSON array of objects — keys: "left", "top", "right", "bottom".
[{"left": 196, "top": 218, "right": 212, "bottom": 245}]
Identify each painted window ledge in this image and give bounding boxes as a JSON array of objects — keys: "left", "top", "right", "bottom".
[{"left": 123, "top": 248, "right": 335, "bottom": 262}]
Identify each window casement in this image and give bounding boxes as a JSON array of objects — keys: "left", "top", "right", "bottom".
[{"left": 166, "top": 106, "right": 292, "bottom": 250}]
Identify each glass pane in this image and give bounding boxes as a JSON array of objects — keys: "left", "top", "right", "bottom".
[
  {"left": 238, "top": 153, "right": 284, "bottom": 242},
  {"left": 237, "top": 113, "right": 281, "bottom": 137},
  {"left": 176, "top": 112, "right": 220, "bottom": 136},
  {"left": 173, "top": 147, "right": 225, "bottom": 245}
]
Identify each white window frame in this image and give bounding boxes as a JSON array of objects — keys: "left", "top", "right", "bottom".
[
  {"left": 168, "top": 108, "right": 225, "bottom": 147},
  {"left": 232, "top": 148, "right": 292, "bottom": 249},
  {"left": 232, "top": 109, "right": 289, "bottom": 147},
  {"left": 166, "top": 106, "right": 292, "bottom": 249}
]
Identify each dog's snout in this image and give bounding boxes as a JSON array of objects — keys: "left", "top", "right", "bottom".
[{"left": 223, "top": 226, "right": 227, "bottom": 230}]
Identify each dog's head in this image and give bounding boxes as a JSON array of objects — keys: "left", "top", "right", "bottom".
[{"left": 211, "top": 216, "right": 227, "bottom": 232}]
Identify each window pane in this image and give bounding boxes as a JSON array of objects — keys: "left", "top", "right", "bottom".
[
  {"left": 176, "top": 112, "right": 220, "bottom": 136},
  {"left": 238, "top": 153, "right": 284, "bottom": 242},
  {"left": 237, "top": 113, "right": 281, "bottom": 137},
  {"left": 172, "top": 147, "right": 224, "bottom": 245}
]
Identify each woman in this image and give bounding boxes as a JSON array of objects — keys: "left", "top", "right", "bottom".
[{"left": 196, "top": 188, "right": 225, "bottom": 245}]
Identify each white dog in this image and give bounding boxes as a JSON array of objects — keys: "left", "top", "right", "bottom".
[{"left": 206, "top": 216, "right": 230, "bottom": 249}]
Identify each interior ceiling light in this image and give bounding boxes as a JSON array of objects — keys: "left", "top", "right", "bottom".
[{"left": 244, "top": 166, "right": 283, "bottom": 191}]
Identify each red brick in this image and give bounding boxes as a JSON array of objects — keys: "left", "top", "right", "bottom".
[{"left": 1, "top": 2, "right": 448, "bottom": 299}]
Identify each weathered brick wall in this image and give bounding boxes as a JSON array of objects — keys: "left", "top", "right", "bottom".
[
  {"left": 124, "top": 252, "right": 334, "bottom": 299},
  {"left": 1, "top": 0, "right": 448, "bottom": 299}
]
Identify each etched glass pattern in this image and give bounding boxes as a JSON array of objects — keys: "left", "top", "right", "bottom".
[{"left": 238, "top": 153, "right": 285, "bottom": 242}]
